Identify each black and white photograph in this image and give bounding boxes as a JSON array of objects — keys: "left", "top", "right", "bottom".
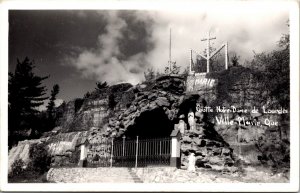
[{"left": 0, "top": 0, "right": 299, "bottom": 192}]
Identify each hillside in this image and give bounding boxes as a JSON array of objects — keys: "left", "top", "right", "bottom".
[{"left": 8, "top": 66, "right": 290, "bottom": 176}]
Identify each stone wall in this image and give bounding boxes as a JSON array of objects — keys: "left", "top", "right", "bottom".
[
  {"left": 87, "top": 76, "right": 186, "bottom": 143},
  {"left": 8, "top": 131, "right": 89, "bottom": 173}
]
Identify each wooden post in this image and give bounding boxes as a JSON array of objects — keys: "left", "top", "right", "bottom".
[
  {"left": 135, "top": 136, "right": 139, "bottom": 169},
  {"left": 170, "top": 129, "right": 181, "bottom": 168}
]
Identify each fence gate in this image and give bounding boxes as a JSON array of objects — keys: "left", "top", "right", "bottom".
[{"left": 86, "top": 136, "right": 171, "bottom": 167}]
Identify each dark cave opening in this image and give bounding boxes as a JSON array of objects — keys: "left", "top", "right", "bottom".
[{"left": 123, "top": 108, "right": 174, "bottom": 140}]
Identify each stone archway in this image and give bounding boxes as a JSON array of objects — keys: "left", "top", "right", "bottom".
[{"left": 123, "top": 108, "right": 174, "bottom": 140}]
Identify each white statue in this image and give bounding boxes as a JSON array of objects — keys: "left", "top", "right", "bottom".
[
  {"left": 178, "top": 114, "right": 186, "bottom": 134},
  {"left": 188, "top": 152, "right": 196, "bottom": 172},
  {"left": 188, "top": 111, "right": 195, "bottom": 131}
]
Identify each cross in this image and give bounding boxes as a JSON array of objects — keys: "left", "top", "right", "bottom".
[{"left": 201, "top": 31, "right": 216, "bottom": 73}]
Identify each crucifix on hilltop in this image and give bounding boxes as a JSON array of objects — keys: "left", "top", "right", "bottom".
[{"left": 189, "top": 31, "right": 228, "bottom": 74}]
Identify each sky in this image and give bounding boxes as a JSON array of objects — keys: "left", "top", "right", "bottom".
[{"left": 8, "top": 5, "right": 289, "bottom": 104}]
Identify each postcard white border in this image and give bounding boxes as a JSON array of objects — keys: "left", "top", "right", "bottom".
[{"left": 0, "top": 0, "right": 299, "bottom": 192}]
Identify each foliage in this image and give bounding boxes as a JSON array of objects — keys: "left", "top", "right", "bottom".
[
  {"left": 47, "top": 84, "right": 59, "bottom": 115},
  {"left": 8, "top": 57, "right": 48, "bottom": 147},
  {"left": 83, "top": 91, "right": 91, "bottom": 99},
  {"left": 172, "top": 62, "right": 180, "bottom": 74},
  {"left": 46, "top": 84, "right": 60, "bottom": 130},
  {"left": 28, "top": 143, "right": 51, "bottom": 174},
  {"left": 249, "top": 31, "right": 289, "bottom": 109},
  {"left": 9, "top": 159, "right": 26, "bottom": 178},
  {"left": 95, "top": 81, "right": 108, "bottom": 90},
  {"left": 144, "top": 68, "right": 155, "bottom": 81},
  {"left": 164, "top": 62, "right": 180, "bottom": 75},
  {"left": 255, "top": 138, "right": 290, "bottom": 172},
  {"left": 8, "top": 144, "right": 51, "bottom": 182},
  {"left": 231, "top": 53, "right": 240, "bottom": 66}
]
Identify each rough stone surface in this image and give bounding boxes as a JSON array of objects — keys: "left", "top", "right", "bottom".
[
  {"left": 133, "top": 167, "right": 289, "bottom": 183},
  {"left": 47, "top": 167, "right": 142, "bottom": 183}
]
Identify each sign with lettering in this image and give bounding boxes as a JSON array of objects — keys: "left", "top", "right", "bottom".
[{"left": 186, "top": 74, "right": 216, "bottom": 92}]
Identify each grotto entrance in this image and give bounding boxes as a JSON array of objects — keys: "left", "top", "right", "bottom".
[
  {"left": 108, "top": 108, "right": 174, "bottom": 167},
  {"left": 123, "top": 108, "right": 174, "bottom": 140}
]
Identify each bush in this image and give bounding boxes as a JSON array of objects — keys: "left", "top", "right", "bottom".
[
  {"left": 28, "top": 143, "right": 51, "bottom": 174},
  {"left": 255, "top": 138, "right": 290, "bottom": 173},
  {"left": 9, "top": 159, "right": 25, "bottom": 178}
]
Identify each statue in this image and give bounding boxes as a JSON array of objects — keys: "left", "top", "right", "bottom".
[
  {"left": 188, "top": 110, "right": 196, "bottom": 131},
  {"left": 178, "top": 114, "right": 187, "bottom": 134},
  {"left": 188, "top": 152, "right": 196, "bottom": 172}
]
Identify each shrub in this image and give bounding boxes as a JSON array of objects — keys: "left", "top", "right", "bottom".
[
  {"left": 9, "top": 159, "right": 25, "bottom": 178},
  {"left": 28, "top": 143, "right": 51, "bottom": 174}
]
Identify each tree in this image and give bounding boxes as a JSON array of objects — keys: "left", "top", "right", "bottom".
[
  {"left": 231, "top": 53, "right": 240, "bottom": 66},
  {"left": 8, "top": 57, "right": 48, "bottom": 147},
  {"left": 164, "top": 61, "right": 180, "bottom": 75},
  {"left": 46, "top": 84, "right": 60, "bottom": 130},
  {"left": 83, "top": 91, "right": 91, "bottom": 99},
  {"left": 144, "top": 68, "right": 155, "bottom": 81},
  {"left": 95, "top": 81, "right": 108, "bottom": 90},
  {"left": 171, "top": 62, "right": 180, "bottom": 74},
  {"left": 249, "top": 22, "right": 289, "bottom": 141},
  {"left": 47, "top": 84, "right": 59, "bottom": 116}
]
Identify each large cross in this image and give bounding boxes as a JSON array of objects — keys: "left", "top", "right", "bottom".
[{"left": 201, "top": 31, "right": 216, "bottom": 73}]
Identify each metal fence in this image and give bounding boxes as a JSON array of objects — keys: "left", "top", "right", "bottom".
[{"left": 86, "top": 136, "right": 171, "bottom": 168}]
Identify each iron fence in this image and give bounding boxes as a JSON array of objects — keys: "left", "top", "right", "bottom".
[{"left": 86, "top": 136, "right": 171, "bottom": 168}]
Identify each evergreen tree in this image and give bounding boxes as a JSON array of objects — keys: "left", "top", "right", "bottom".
[
  {"left": 8, "top": 57, "right": 48, "bottom": 147},
  {"left": 46, "top": 84, "right": 60, "bottom": 129},
  {"left": 231, "top": 53, "right": 240, "bottom": 67}
]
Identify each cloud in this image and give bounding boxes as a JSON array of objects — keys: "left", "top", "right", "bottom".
[
  {"left": 68, "top": 11, "right": 152, "bottom": 85},
  {"left": 68, "top": 7, "right": 289, "bottom": 85}
]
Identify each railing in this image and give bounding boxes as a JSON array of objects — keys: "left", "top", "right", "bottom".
[{"left": 86, "top": 136, "right": 171, "bottom": 168}]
